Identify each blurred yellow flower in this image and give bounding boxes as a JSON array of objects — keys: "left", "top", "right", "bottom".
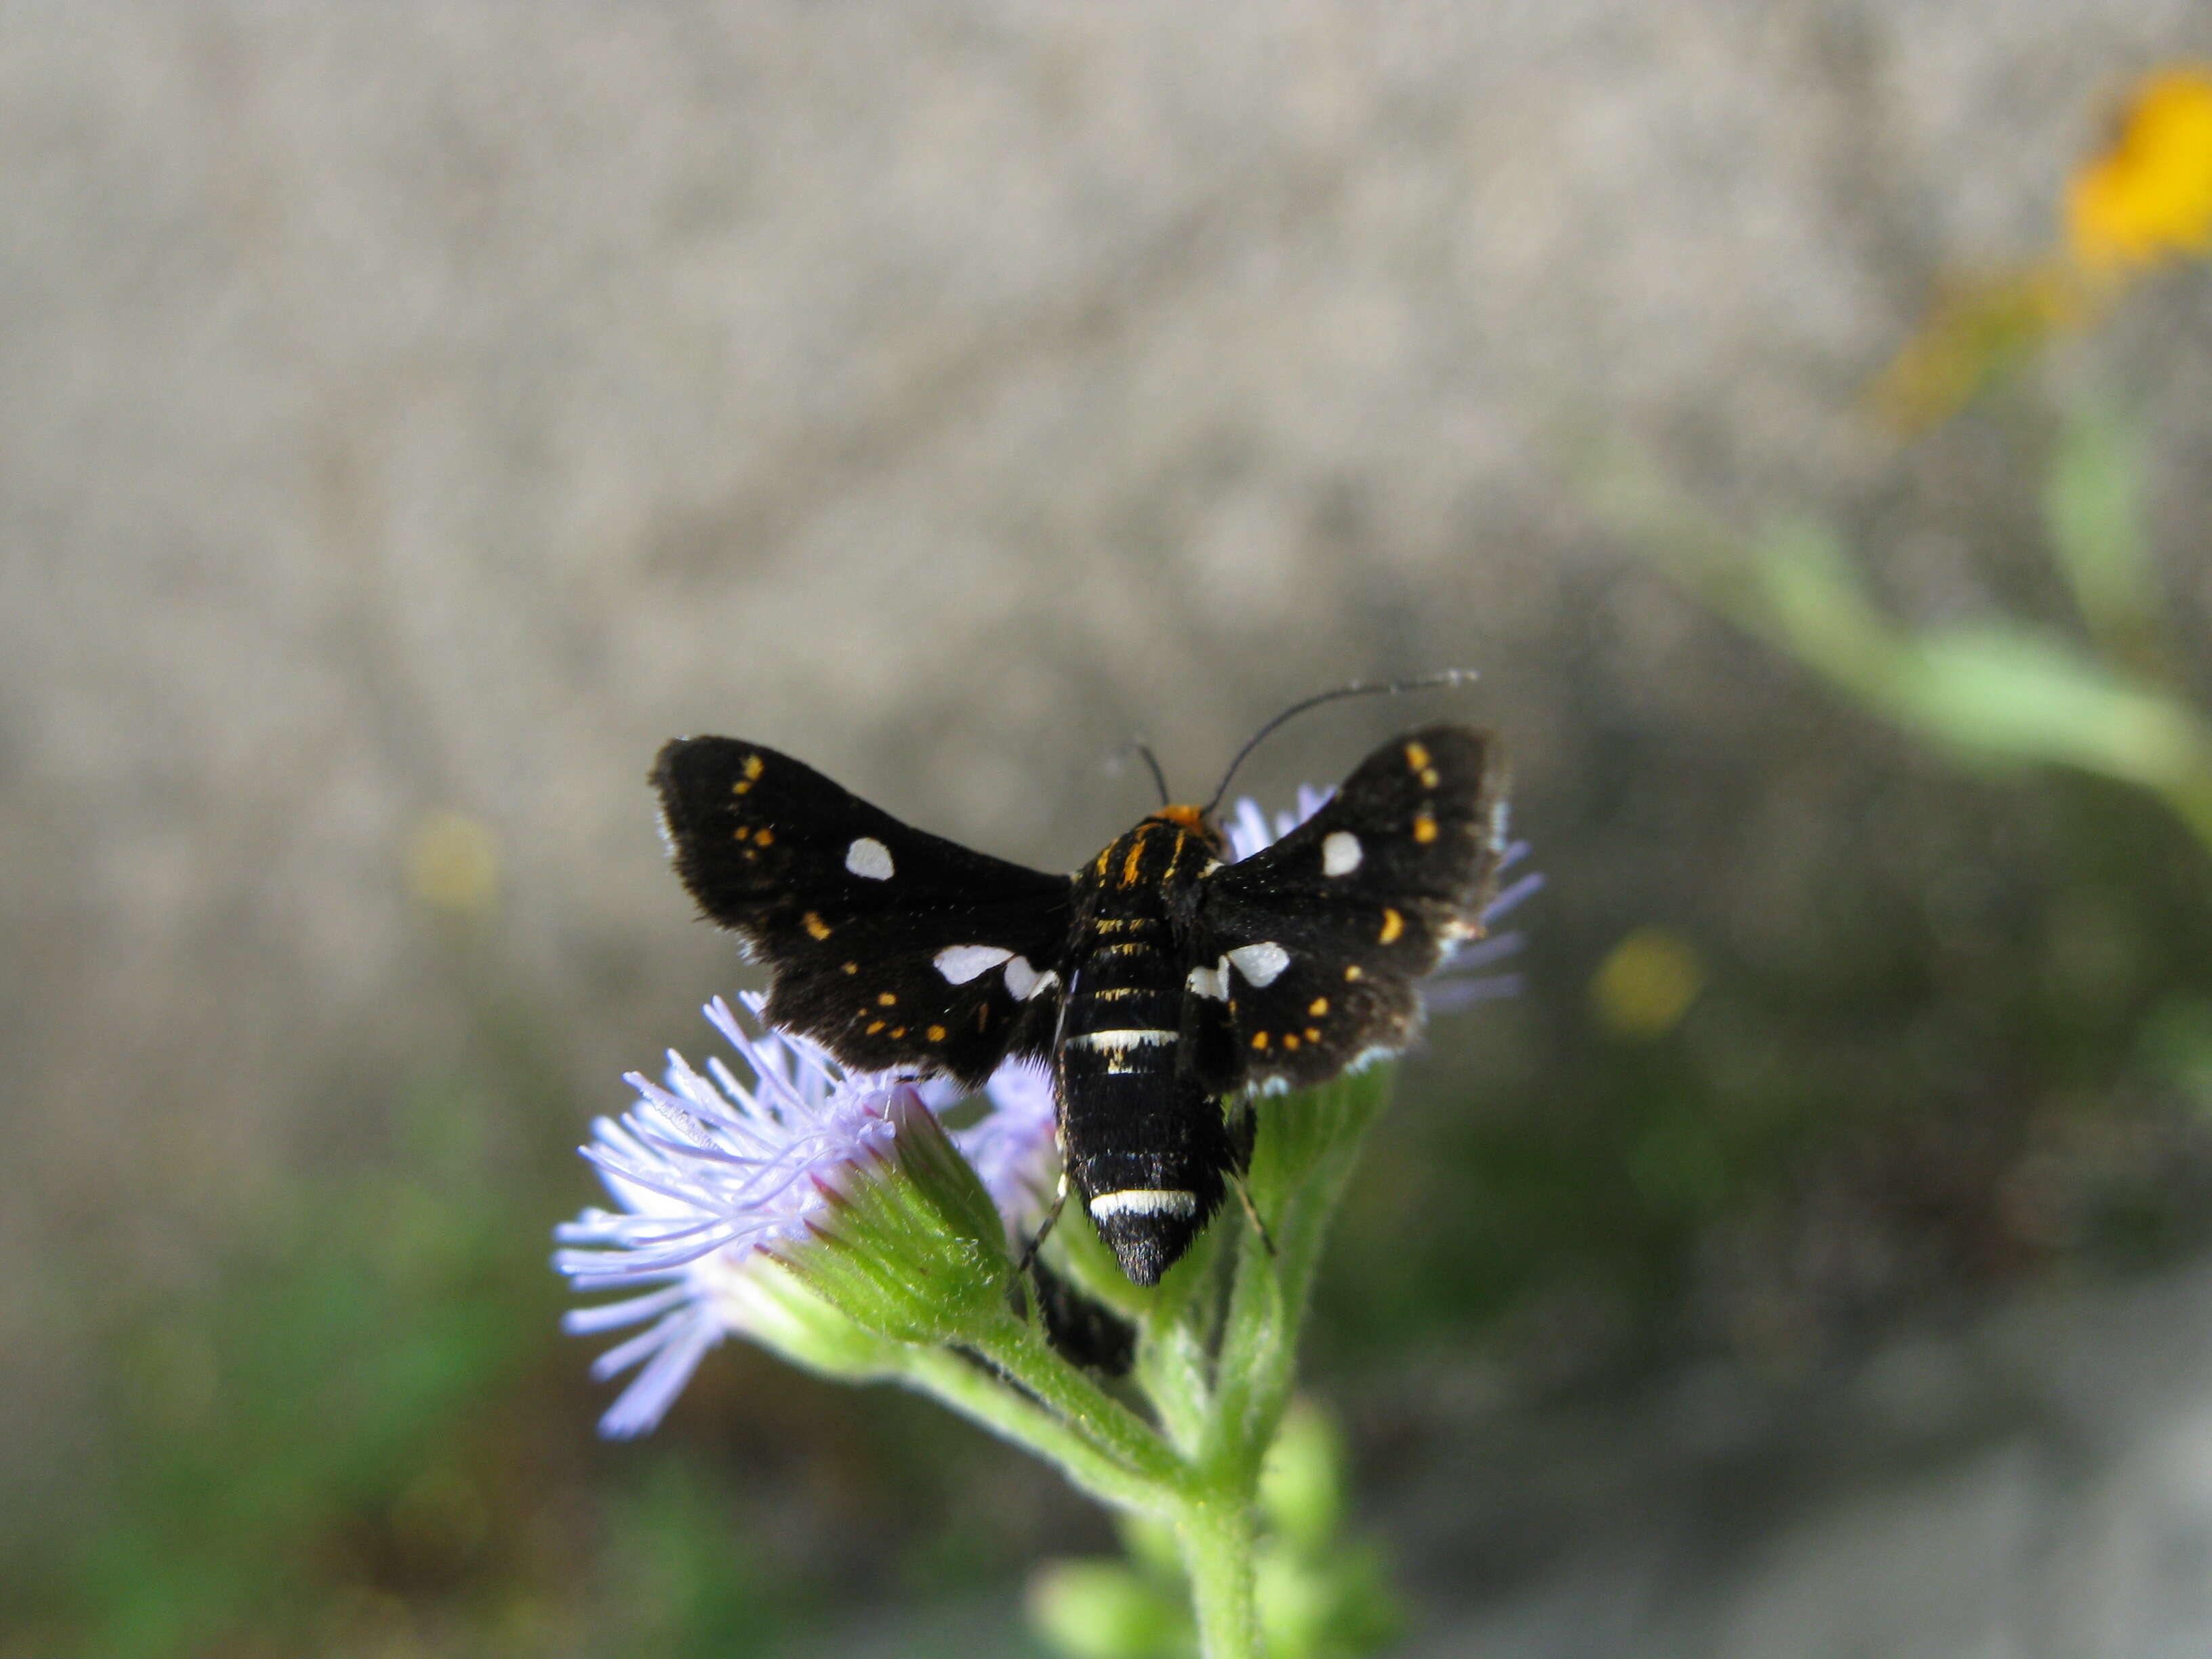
[
  {"left": 1872, "top": 65, "right": 2212, "bottom": 431},
  {"left": 2066, "top": 68, "right": 2212, "bottom": 274},
  {"left": 406, "top": 808, "right": 502, "bottom": 915},
  {"left": 1591, "top": 926, "right": 1704, "bottom": 1039}
]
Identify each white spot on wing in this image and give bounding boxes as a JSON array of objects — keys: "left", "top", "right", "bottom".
[
  {"left": 934, "top": 944, "right": 1015, "bottom": 985},
  {"left": 845, "top": 836, "right": 895, "bottom": 880},
  {"left": 1089, "top": 1189, "right": 1200, "bottom": 1221},
  {"left": 1003, "top": 957, "right": 1061, "bottom": 1001},
  {"left": 1227, "top": 941, "right": 1290, "bottom": 987},
  {"left": 1187, "top": 962, "right": 1227, "bottom": 1000},
  {"left": 1322, "top": 831, "right": 1362, "bottom": 876}
]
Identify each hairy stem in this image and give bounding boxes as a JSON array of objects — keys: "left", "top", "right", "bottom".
[
  {"left": 1176, "top": 1490, "right": 1261, "bottom": 1659},
  {"left": 897, "top": 1347, "right": 1169, "bottom": 1516}
]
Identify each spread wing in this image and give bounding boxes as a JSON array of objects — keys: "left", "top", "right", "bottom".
[
  {"left": 1192, "top": 724, "right": 1507, "bottom": 1088},
  {"left": 653, "top": 737, "right": 1074, "bottom": 1086}
]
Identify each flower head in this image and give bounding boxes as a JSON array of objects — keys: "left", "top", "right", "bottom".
[
  {"left": 951, "top": 1059, "right": 1061, "bottom": 1233},
  {"left": 556, "top": 996, "right": 1033, "bottom": 1435},
  {"left": 2068, "top": 68, "right": 2212, "bottom": 275}
]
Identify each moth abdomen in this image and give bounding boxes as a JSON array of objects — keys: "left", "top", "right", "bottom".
[{"left": 1057, "top": 817, "right": 1235, "bottom": 1285}]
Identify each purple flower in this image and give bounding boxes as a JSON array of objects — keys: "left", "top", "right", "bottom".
[
  {"left": 555, "top": 995, "right": 1045, "bottom": 1437},
  {"left": 951, "top": 1059, "right": 1060, "bottom": 1233}
]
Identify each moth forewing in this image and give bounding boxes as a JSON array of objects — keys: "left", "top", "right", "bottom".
[{"left": 649, "top": 720, "right": 1509, "bottom": 1287}]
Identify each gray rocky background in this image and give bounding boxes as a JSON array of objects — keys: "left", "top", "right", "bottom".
[{"left": 7, "top": 4, "right": 2212, "bottom": 1655}]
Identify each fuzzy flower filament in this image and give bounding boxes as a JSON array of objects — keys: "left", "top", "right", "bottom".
[{"left": 555, "top": 996, "right": 1031, "bottom": 1435}]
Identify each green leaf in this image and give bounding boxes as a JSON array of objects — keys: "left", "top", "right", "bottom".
[
  {"left": 1028, "top": 1559, "right": 1191, "bottom": 1659},
  {"left": 1257, "top": 1401, "right": 1343, "bottom": 1556},
  {"left": 1902, "top": 627, "right": 2212, "bottom": 794},
  {"left": 1749, "top": 517, "right": 1910, "bottom": 701},
  {"left": 2045, "top": 407, "right": 2156, "bottom": 646}
]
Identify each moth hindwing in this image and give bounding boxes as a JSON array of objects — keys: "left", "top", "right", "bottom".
[{"left": 651, "top": 722, "right": 1507, "bottom": 1286}]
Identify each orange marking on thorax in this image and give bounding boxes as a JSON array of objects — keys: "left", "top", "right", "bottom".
[
  {"left": 1156, "top": 803, "right": 1206, "bottom": 831},
  {"left": 1120, "top": 826, "right": 1150, "bottom": 887},
  {"left": 1159, "top": 828, "right": 1187, "bottom": 882}
]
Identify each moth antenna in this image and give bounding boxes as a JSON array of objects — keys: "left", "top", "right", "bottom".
[
  {"left": 1108, "top": 739, "right": 1174, "bottom": 806},
  {"left": 1202, "top": 669, "right": 1477, "bottom": 816},
  {"left": 1131, "top": 741, "right": 1172, "bottom": 808}
]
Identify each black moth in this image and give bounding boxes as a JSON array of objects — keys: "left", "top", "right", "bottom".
[{"left": 651, "top": 720, "right": 1507, "bottom": 1286}]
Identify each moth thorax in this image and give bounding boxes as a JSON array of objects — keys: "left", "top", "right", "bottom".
[{"left": 1146, "top": 803, "right": 1226, "bottom": 855}]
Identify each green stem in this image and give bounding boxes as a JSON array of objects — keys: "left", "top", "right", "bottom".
[
  {"left": 1137, "top": 1315, "right": 1215, "bottom": 1457},
  {"left": 1174, "top": 1492, "right": 1261, "bottom": 1659},
  {"left": 969, "top": 1311, "right": 1189, "bottom": 1490},
  {"left": 1208, "top": 1138, "right": 1364, "bottom": 1480},
  {"left": 897, "top": 1348, "right": 1170, "bottom": 1517}
]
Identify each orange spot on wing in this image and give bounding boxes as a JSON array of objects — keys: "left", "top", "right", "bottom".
[
  {"left": 1304, "top": 1027, "right": 1321, "bottom": 1042},
  {"left": 1284, "top": 1033, "right": 1301, "bottom": 1050},
  {"left": 1251, "top": 1031, "right": 1269, "bottom": 1050},
  {"left": 926, "top": 1025, "right": 946, "bottom": 1042},
  {"left": 754, "top": 827, "right": 774, "bottom": 847},
  {"left": 866, "top": 1020, "right": 885, "bottom": 1034},
  {"left": 1344, "top": 964, "right": 1363, "bottom": 981},
  {"left": 1379, "top": 908, "right": 1404, "bottom": 944},
  {"left": 803, "top": 912, "right": 832, "bottom": 940},
  {"left": 1309, "top": 997, "right": 1328, "bottom": 1016},
  {"left": 877, "top": 991, "right": 897, "bottom": 1007},
  {"left": 1404, "top": 740, "right": 1431, "bottom": 772},
  {"left": 743, "top": 754, "right": 764, "bottom": 781},
  {"left": 1412, "top": 813, "right": 1438, "bottom": 844}
]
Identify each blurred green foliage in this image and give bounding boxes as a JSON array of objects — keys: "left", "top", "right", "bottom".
[
  {"left": 1592, "top": 408, "right": 2212, "bottom": 851},
  {"left": 47, "top": 1079, "right": 552, "bottom": 1658}
]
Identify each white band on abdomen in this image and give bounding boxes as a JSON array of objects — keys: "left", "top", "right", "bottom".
[
  {"left": 1088, "top": 1188, "right": 1200, "bottom": 1220},
  {"left": 1067, "top": 1028, "right": 1179, "bottom": 1054}
]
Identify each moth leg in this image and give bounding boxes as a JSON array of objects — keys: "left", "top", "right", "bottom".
[
  {"left": 1015, "top": 1174, "right": 1071, "bottom": 1280},
  {"left": 1229, "top": 1168, "right": 1276, "bottom": 1259},
  {"left": 1217, "top": 1098, "right": 1275, "bottom": 1255}
]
